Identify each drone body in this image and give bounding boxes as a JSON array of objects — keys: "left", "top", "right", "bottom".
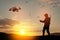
[{"left": 9, "top": 7, "right": 21, "bottom": 12}]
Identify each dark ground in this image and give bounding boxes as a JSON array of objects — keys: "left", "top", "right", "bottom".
[{"left": 0, "top": 32, "right": 60, "bottom": 40}]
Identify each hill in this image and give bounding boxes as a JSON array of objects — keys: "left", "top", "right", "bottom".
[{"left": 0, "top": 32, "right": 60, "bottom": 40}]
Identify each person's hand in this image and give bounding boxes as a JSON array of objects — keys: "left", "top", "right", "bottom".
[{"left": 40, "top": 20, "right": 42, "bottom": 22}]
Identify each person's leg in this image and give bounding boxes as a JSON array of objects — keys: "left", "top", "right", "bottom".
[
  {"left": 43, "top": 27, "right": 45, "bottom": 36},
  {"left": 46, "top": 27, "right": 50, "bottom": 36}
]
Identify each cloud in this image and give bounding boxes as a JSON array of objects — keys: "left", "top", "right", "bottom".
[
  {"left": 0, "top": 18, "right": 20, "bottom": 27},
  {"left": 38, "top": 0, "right": 60, "bottom": 6},
  {"left": 46, "top": 0, "right": 60, "bottom": 7},
  {"left": 0, "top": 16, "right": 4, "bottom": 19}
]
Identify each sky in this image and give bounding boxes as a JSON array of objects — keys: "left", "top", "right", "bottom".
[{"left": 0, "top": 0, "right": 60, "bottom": 36}]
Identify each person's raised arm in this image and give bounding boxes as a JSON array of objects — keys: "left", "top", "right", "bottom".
[{"left": 40, "top": 20, "right": 45, "bottom": 23}]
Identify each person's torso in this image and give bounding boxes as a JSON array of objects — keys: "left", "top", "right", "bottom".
[{"left": 44, "top": 17, "right": 50, "bottom": 26}]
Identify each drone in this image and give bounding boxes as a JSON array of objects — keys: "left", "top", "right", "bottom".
[{"left": 9, "top": 6, "right": 21, "bottom": 12}]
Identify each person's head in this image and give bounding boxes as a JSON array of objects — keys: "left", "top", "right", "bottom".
[{"left": 44, "top": 13, "right": 48, "bottom": 18}]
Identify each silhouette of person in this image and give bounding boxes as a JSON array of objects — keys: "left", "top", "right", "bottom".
[{"left": 40, "top": 13, "right": 50, "bottom": 36}]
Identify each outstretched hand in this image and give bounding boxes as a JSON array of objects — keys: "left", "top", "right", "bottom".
[{"left": 40, "top": 20, "right": 42, "bottom": 22}]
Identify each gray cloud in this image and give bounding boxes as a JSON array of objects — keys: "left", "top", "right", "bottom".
[
  {"left": 0, "top": 18, "right": 20, "bottom": 27},
  {"left": 46, "top": 0, "right": 60, "bottom": 7}
]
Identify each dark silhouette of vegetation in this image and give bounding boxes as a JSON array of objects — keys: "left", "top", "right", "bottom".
[{"left": 0, "top": 32, "right": 11, "bottom": 40}]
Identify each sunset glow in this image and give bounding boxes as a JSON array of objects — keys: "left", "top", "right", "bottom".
[
  {"left": 0, "top": 0, "right": 60, "bottom": 37},
  {"left": 20, "top": 29, "right": 25, "bottom": 35},
  {"left": 12, "top": 22, "right": 31, "bottom": 36}
]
